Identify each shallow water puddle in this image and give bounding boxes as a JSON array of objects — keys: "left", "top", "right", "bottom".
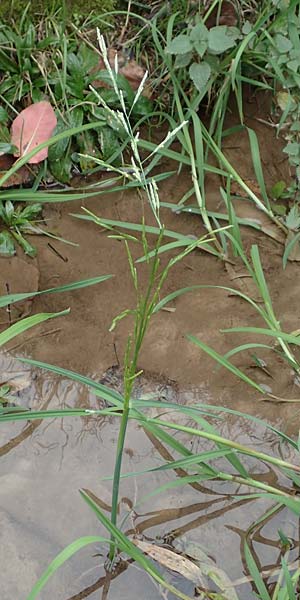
[{"left": 0, "top": 351, "right": 299, "bottom": 600}]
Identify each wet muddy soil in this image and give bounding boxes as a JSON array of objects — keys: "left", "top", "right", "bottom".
[{"left": 1, "top": 96, "right": 300, "bottom": 599}]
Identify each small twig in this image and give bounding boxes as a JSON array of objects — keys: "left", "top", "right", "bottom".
[
  {"left": 118, "top": 0, "right": 132, "bottom": 45},
  {"left": 113, "top": 342, "right": 120, "bottom": 367},
  {"left": 47, "top": 243, "right": 68, "bottom": 262},
  {"left": 5, "top": 282, "right": 12, "bottom": 326}
]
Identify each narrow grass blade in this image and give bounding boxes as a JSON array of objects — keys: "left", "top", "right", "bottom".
[
  {"left": 244, "top": 542, "right": 271, "bottom": 600},
  {"left": 142, "top": 416, "right": 300, "bottom": 473},
  {"left": 223, "top": 343, "right": 272, "bottom": 360},
  {"left": 138, "top": 138, "right": 228, "bottom": 177},
  {"left": 231, "top": 31, "right": 257, "bottom": 89},
  {"left": 71, "top": 213, "right": 199, "bottom": 243},
  {"left": 105, "top": 449, "right": 230, "bottom": 481},
  {"left": 161, "top": 203, "right": 263, "bottom": 232},
  {"left": 247, "top": 129, "right": 270, "bottom": 210},
  {"left": 187, "top": 334, "right": 264, "bottom": 393},
  {"left": 153, "top": 284, "right": 266, "bottom": 320},
  {"left": 136, "top": 239, "right": 220, "bottom": 263},
  {"left": 250, "top": 245, "right": 273, "bottom": 309},
  {"left": 18, "top": 358, "right": 124, "bottom": 406},
  {"left": 0, "top": 275, "right": 112, "bottom": 308},
  {"left": 0, "top": 185, "right": 120, "bottom": 203},
  {"left": 0, "top": 310, "right": 69, "bottom": 348},
  {"left": 283, "top": 231, "right": 300, "bottom": 269},
  {"left": 0, "top": 407, "right": 116, "bottom": 422},
  {"left": 281, "top": 558, "right": 298, "bottom": 599},
  {"left": 146, "top": 449, "right": 232, "bottom": 473},
  {"left": 26, "top": 536, "right": 109, "bottom": 600},
  {"left": 79, "top": 490, "right": 194, "bottom": 600},
  {"left": 221, "top": 327, "right": 300, "bottom": 347}
]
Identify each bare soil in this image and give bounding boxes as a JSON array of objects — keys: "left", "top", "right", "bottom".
[{"left": 1, "top": 95, "right": 299, "bottom": 425}]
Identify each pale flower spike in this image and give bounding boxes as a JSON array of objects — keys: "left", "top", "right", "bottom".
[
  {"left": 117, "top": 110, "right": 130, "bottom": 134},
  {"left": 97, "top": 28, "right": 119, "bottom": 97},
  {"left": 130, "top": 131, "right": 140, "bottom": 161},
  {"left": 114, "top": 51, "right": 119, "bottom": 75},
  {"left": 90, "top": 84, "right": 129, "bottom": 133},
  {"left": 119, "top": 90, "right": 127, "bottom": 114},
  {"left": 149, "top": 179, "right": 161, "bottom": 228},
  {"left": 151, "top": 121, "right": 189, "bottom": 156},
  {"left": 131, "top": 70, "right": 148, "bottom": 109},
  {"left": 131, "top": 157, "right": 142, "bottom": 182}
]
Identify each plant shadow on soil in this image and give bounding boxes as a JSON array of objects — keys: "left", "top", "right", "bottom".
[{"left": 1, "top": 95, "right": 300, "bottom": 599}]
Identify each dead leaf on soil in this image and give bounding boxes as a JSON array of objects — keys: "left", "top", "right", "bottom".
[
  {"left": 93, "top": 48, "right": 146, "bottom": 91},
  {"left": 254, "top": 222, "right": 284, "bottom": 244},
  {"left": 231, "top": 179, "right": 261, "bottom": 199},
  {"left": 0, "top": 154, "right": 34, "bottom": 187},
  {"left": 134, "top": 539, "right": 239, "bottom": 600},
  {"left": 206, "top": 0, "right": 238, "bottom": 27},
  {"left": 173, "top": 537, "right": 239, "bottom": 600},
  {"left": 133, "top": 540, "right": 204, "bottom": 586},
  {"left": 285, "top": 230, "right": 300, "bottom": 262},
  {"left": 225, "top": 263, "right": 263, "bottom": 302},
  {"left": 11, "top": 101, "right": 57, "bottom": 164},
  {"left": 119, "top": 60, "right": 145, "bottom": 90}
]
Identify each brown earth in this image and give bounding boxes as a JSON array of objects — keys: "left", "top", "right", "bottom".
[{"left": 1, "top": 95, "right": 299, "bottom": 425}]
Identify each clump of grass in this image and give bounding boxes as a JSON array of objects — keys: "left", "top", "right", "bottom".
[
  {"left": 5, "top": 29, "right": 299, "bottom": 600},
  {"left": 0, "top": 9, "right": 152, "bottom": 185},
  {"left": 0, "top": 0, "right": 116, "bottom": 23},
  {"left": 2, "top": 5, "right": 300, "bottom": 599}
]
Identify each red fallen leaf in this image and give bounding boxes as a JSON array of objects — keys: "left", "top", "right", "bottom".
[{"left": 11, "top": 101, "right": 57, "bottom": 164}]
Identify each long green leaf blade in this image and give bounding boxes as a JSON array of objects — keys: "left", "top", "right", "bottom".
[
  {"left": 187, "top": 334, "right": 264, "bottom": 393},
  {"left": 244, "top": 542, "right": 271, "bottom": 600},
  {"left": 0, "top": 275, "right": 112, "bottom": 308},
  {"left": 26, "top": 536, "right": 109, "bottom": 600},
  {"left": 0, "top": 310, "right": 69, "bottom": 348}
]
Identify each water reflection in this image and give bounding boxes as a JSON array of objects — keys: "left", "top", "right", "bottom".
[{"left": 0, "top": 351, "right": 299, "bottom": 600}]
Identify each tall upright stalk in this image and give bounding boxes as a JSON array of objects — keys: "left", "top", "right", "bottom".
[{"left": 108, "top": 236, "right": 162, "bottom": 560}]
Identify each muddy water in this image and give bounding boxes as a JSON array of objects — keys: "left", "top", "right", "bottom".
[{"left": 1, "top": 351, "right": 299, "bottom": 600}]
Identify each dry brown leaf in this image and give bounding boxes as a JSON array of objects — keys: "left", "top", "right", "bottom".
[
  {"left": 285, "top": 230, "right": 300, "bottom": 262},
  {"left": 133, "top": 540, "right": 204, "bottom": 586},
  {"left": 0, "top": 154, "right": 35, "bottom": 187},
  {"left": 225, "top": 263, "right": 263, "bottom": 302},
  {"left": 255, "top": 222, "right": 284, "bottom": 244},
  {"left": 119, "top": 61, "right": 145, "bottom": 90},
  {"left": 134, "top": 539, "right": 239, "bottom": 600},
  {"left": 206, "top": 0, "right": 238, "bottom": 27},
  {"left": 231, "top": 179, "right": 261, "bottom": 198},
  {"left": 93, "top": 49, "right": 146, "bottom": 91},
  {"left": 173, "top": 537, "right": 239, "bottom": 600}
]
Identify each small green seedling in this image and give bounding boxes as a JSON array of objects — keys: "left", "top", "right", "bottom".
[{"left": 0, "top": 200, "right": 42, "bottom": 257}]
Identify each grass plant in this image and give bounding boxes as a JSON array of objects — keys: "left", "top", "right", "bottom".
[
  {"left": 0, "top": 27, "right": 297, "bottom": 600},
  {"left": 2, "top": 4, "right": 300, "bottom": 599}
]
